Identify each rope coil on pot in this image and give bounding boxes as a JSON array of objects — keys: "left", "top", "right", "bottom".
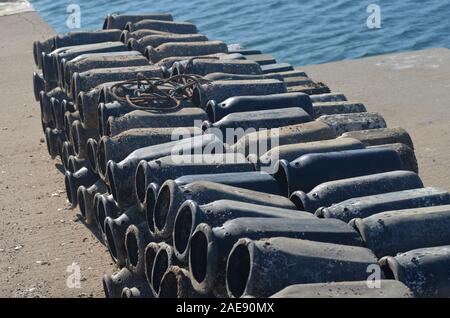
[{"left": 109, "top": 73, "right": 210, "bottom": 112}]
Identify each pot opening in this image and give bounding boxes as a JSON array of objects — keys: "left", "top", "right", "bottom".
[
  {"left": 154, "top": 185, "right": 171, "bottom": 231},
  {"left": 226, "top": 244, "right": 250, "bottom": 298},
  {"left": 126, "top": 229, "right": 139, "bottom": 267},
  {"left": 145, "top": 186, "right": 157, "bottom": 232},
  {"left": 174, "top": 204, "right": 193, "bottom": 256},
  {"left": 135, "top": 163, "right": 148, "bottom": 204},
  {"left": 190, "top": 231, "right": 208, "bottom": 283}
]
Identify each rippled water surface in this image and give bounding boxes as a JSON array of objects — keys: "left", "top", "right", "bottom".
[{"left": 29, "top": 0, "right": 450, "bottom": 66}]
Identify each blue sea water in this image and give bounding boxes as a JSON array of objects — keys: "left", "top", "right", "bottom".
[{"left": 29, "top": 0, "right": 450, "bottom": 66}]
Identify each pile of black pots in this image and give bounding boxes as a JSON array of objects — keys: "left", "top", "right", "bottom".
[{"left": 32, "top": 12, "right": 450, "bottom": 298}]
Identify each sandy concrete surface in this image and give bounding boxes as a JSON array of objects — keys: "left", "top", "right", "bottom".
[
  {"left": 303, "top": 49, "right": 450, "bottom": 191},
  {"left": 0, "top": 12, "right": 113, "bottom": 298},
  {"left": 0, "top": 11, "right": 449, "bottom": 298}
]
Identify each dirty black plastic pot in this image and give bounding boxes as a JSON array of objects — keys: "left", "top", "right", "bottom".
[
  {"left": 156, "top": 53, "right": 244, "bottom": 72},
  {"left": 61, "top": 141, "right": 75, "bottom": 170},
  {"left": 317, "top": 187, "right": 450, "bottom": 222},
  {"left": 260, "top": 63, "right": 294, "bottom": 74},
  {"left": 135, "top": 153, "right": 255, "bottom": 205},
  {"left": 172, "top": 59, "right": 263, "bottom": 77},
  {"left": 94, "top": 194, "right": 123, "bottom": 234},
  {"left": 86, "top": 138, "right": 98, "bottom": 173},
  {"left": 125, "top": 222, "right": 153, "bottom": 276},
  {"left": 64, "top": 167, "right": 98, "bottom": 208},
  {"left": 312, "top": 102, "right": 367, "bottom": 118},
  {"left": 103, "top": 13, "right": 174, "bottom": 30},
  {"left": 318, "top": 112, "right": 387, "bottom": 135},
  {"left": 159, "top": 266, "right": 206, "bottom": 298},
  {"left": 270, "top": 280, "right": 413, "bottom": 298},
  {"left": 152, "top": 181, "right": 297, "bottom": 241},
  {"left": 71, "top": 64, "right": 163, "bottom": 100},
  {"left": 379, "top": 245, "right": 450, "bottom": 297},
  {"left": 309, "top": 93, "right": 347, "bottom": 103},
  {"left": 50, "top": 98, "right": 66, "bottom": 131},
  {"left": 230, "top": 121, "right": 337, "bottom": 157},
  {"left": 203, "top": 72, "right": 284, "bottom": 83},
  {"left": 77, "top": 179, "right": 108, "bottom": 224},
  {"left": 98, "top": 101, "right": 135, "bottom": 136},
  {"left": 33, "top": 37, "right": 54, "bottom": 68},
  {"left": 264, "top": 69, "right": 307, "bottom": 79},
  {"left": 369, "top": 143, "right": 418, "bottom": 173},
  {"left": 44, "top": 128, "right": 65, "bottom": 159},
  {"left": 107, "top": 134, "right": 224, "bottom": 208},
  {"left": 63, "top": 110, "right": 80, "bottom": 142},
  {"left": 225, "top": 237, "right": 378, "bottom": 298},
  {"left": 203, "top": 107, "right": 312, "bottom": 141},
  {"left": 66, "top": 155, "right": 86, "bottom": 174},
  {"left": 206, "top": 92, "right": 313, "bottom": 122},
  {"left": 39, "top": 88, "right": 67, "bottom": 128},
  {"left": 174, "top": 171, "right": 282, "bottom": 195},
  {"left": 63, "top": 52, "right": 148, "bottom": 91},
  {"left": 54, "top": 29, "right": 123, "bottom": 49},
  {"left": 151, "top": 243, "right": 179, "bottom": 296},
  {"left": 76, "top": 82, "right": 121, "bottom": 130},
  {"left": 121, "top": 29, "right": 175, "bottom": 43},
  {"left": 104, "top": 205, "right": 143, "bottom": 267},
  {"left": 102, "top": 268, "right": 148, "bottom": 298},
  {"left": 144, "top": 183, "right": 161, "bottom": 234},
  {"left": 105, "top": 107, "right": 206, "bottom": 137},
  {"left": 350, "top": 204, "right": 450, "bottom": 258},
  {"left": 146, "top": 171, "right": 283, "bottom": 237},
  {"left": 192, "top": 79, "right": 287, "bottom": 109},
  {"left": 340, "top": 127, "right": 414, "bottom": 149},
  {"left": 97, "top": 126, "right": 201, "bottom": 179},
  {"left": 175, "top": 200, "right": 317, "bottom": 263},
  {"left": 70, "top": 120, "right": 97, "bottom": 159},
  {"left": 34, "top": 30, "right": 124, "bottom": 69},
  {"left": 44, "top": 42, "right": 129, "bottom": 87},
  {"left": 126, "top": 19, "right": 197, "bottom": 33},
  {"left": 55, "top": 41, "right": 129, "bottom": 75},
  {"left": 273, "top": 148, "right": 403, "bottom": 196},
  {"left": 33, "top": 72, "right": 45, "bottom": 101},
  {"left": 251, "top": 137, "right": 364, "bottom": 172},
  {"left": 128, "top": 33, "right": 208, "bottom": 53},
  {"left": 282, "top": 76, "right": 313, "bottom": 87},
  {"left": 145, "top": 41, "right": 228, "bottom": 63},
  {"left": 290, "top": 170, "right": 424, "bottom": 213},
  {"left": 288, "top": 82, "right": 331, "bottom": 95},
  {"left": 190, "top": 217, "right": 364, "bottom": 296},
  {"left": 41, "top": 47, "right": 71, "bottom": 88}
]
